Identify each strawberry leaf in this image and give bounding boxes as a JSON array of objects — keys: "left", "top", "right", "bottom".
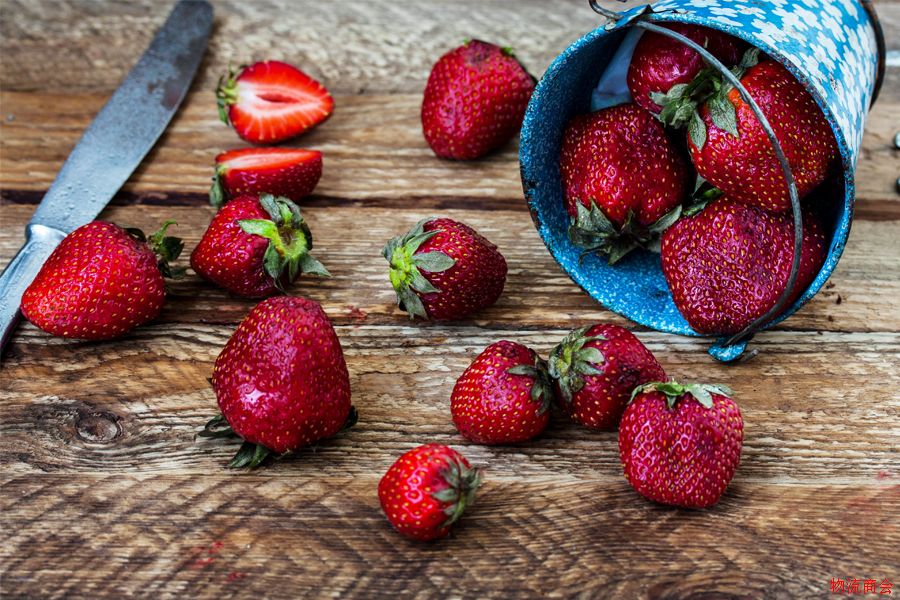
[
  {"left": 397, "top": 285, "right": 427, "bottom": 320},
  {"left": 509, "top": 355, "right": 554, "bottom": 415},
  {"left": 209, "top": 168, "right": 227, "bottom": 209},
  {"left": 198, "top": 414, "right": 239, "bottom": 439},
  {"left": 409, "top": 269, "right": 439, "bottom": 294},
  {"left": 707, "top": 90, "right": 738, "bottom": 137},
  {"left": 688, "top": 111, "right": 708, "bottom": 150},
  {"left": 412, "top": 251, "right": 455, "bottom": 273},
  {"left": 227, "top": 442, "right": 272, "bottom": 469},
  {"left": 298, "top": 253, "right": 331, "bottom": 278},
  {"left": 647, "top": 205, "right": 683, "bottom": 235},
  {"left": 341, "top": 406, "right": 359, "bottom": 431}
]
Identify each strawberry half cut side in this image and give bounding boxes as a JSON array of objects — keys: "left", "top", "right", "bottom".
[{"left": 217, "top": 61, "right": 334, "bottom": 145}]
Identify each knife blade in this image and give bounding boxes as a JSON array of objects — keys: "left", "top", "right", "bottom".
[{"left": 0, "top": 0, "right": 213, "bottom": 352}]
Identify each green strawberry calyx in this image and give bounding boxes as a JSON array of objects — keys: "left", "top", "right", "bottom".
[
  {"left": 651, "top": 47, "right": 761, "bottom": 150},
  {"left": 631, "top": 379, "right": 733, "bottom": 409},
  {"left": 215, "top": 64, "right": 241, "bottom": 125},
  {"left": 199, "top": 407, "right": 358, "bottom": 469},
  {"left": 382, "top": 218, "right": 456, "bottom": 320},
  {"left": 432, "top": 454, "right": 484, "bottom": 529},
  {"left": 238, "top": 194, "right": 331, "bottom": 291},
  {"left": 568, "top": 201, "right": 682, "bottom": 264},
  {"left": 125, "top": 220, "right": 186, "bottom": 279},
  {"left": 208, "top": 163, "right": 228, "bottom": 209},
  {"left": 507, "top": 355, "right": 555, "bottom": 415},
  {"left": 547, "top": 325, "right": 607, "bottom": 405},
  {"left": 683, "top": 175, "right": 725, "bottom": 217},
  {"left": 198, "top": 414, "right": 272, "bottom": 468}
]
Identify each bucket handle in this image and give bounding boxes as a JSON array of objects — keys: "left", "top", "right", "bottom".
[{"left": 590, "top": 0, "right": 806, "bottom": 357}]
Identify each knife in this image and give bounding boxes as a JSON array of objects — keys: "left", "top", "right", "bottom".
[{"left": 0, "top": 0, "right": 213, "bottom": 352}]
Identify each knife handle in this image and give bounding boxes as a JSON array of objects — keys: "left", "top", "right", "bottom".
[{"left": 0, "top": 223, "right": 67, "bottom": 354}]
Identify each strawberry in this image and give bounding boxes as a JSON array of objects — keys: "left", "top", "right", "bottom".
[
  {"left": 216, "top": 60, "right": 334, "bottom": 145},
  {"left": 548, "top": 324, "right": 666, "bottom": 430},
  {"left": 200, "top": 296, "right": 354, "bottom": 468},
  {"left": 191, "top": 193, "right": 329, "bottom": 298},
  {"left": 422, "top": 40, "right": 535, "bottom": 160},
  {"left": 689, "top": 58, "right": 838, "bottom": 211},
  {"left": 658, "top": 52, "right": 838, "bottom": 213},
  {"left": 21, "top": 221, "right": 183, "bottom": 340},
  {"left": 451, "top": 341, "right": 554, "bottom": 445},
  {"left": 627, "top": 23, "right": 745, "bottom": 114},
  {"left": 560, "top": 104, "right": 689, "bottom": 263},
  {"left": 620, "top": 380, "right": 743, "bottom": 509},
  {"left": 209, "top": 147, "right": 323, "bottom": 208},
  {"left": 383, "top": 218, "right": 507, "bottom": 320},
  {"left": 661, "top": 197, "right": 826, "bottom": 335},
  {"left": 378, "top": 444, "right": 483, "bottom": 541}
]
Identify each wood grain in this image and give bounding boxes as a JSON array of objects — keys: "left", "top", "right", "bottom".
[
  {"left": 2, "top": 89, "right": 899, "bottom": 206},
  {"left": 1, "top": 0, "right": 898, "bottom": 598},
  {"left": 2, "top": 476, "right": 897, "bottom": 599}
]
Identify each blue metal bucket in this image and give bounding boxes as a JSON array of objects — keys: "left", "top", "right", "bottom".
[{"left": 519, "top": 0, "right": 884, "bottom": 361}]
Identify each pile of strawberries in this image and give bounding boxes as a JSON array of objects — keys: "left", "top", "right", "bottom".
[
  {"left": 18, "top": 27, "right": 839, "bottom": 542},
  {"left": 564, "top": 23, "right": 838, "bottom": 335}
]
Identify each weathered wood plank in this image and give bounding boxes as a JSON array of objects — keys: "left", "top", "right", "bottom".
[
  {"left": 1, "top": 475, "right": 897, "bottom": 599},
  {"left": 1, "top": 205, "right": 898, "bottom": 334},
  {"left": 2, "top": 0, "right": 898, "bottom": 93},
  {"left": 1, "top": 90, "right": 898, "bottom": 209},
  {"left": 1, "top": 1, "right": 898, "bottom": 598},
  {"left": 1, "top": 324, "right": 898, "bottom": 480}
]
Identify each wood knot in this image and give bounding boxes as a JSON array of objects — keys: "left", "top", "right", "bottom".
[{"left": 75, "top": 411, "right": 122, "bottom": 444}]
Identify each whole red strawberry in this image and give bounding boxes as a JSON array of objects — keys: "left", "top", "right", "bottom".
[
  {"left": 560, "top": 104, "right": 689, "bottom": 263},
  {"left": 451, "top": 341, "right": 553, "bottom": 445},
  {"left": 627, "top": 23, "right": 745, "bottom": 114},
  {"left": 210, "top": 148, "right": 323, "bottom": 208},
  {"left": 217, "top": 60, "right": 334, "bottom": 144},
  {"left": 548, "top": 324, "right": 666, "bottom": 430},
  {"left": 201, "top": 296, "right": 354, "bottom": 468},
  {"left": 191, "top": 193, "right": 329, "bottom": 298},
  {"left": 688, "top": 59, "right": 838, "bottom": 212},
  {"left": 383, "top": 218, "right": 506, "bottom": 320},
  {"left": 21, "top": 221, "right": 183, "bottom": 340},
  {"left": 661, "top": 197, "right": 826, "bottom": 335},
  {"left": 422, "top": 40, "right": 535, "bottom": 160},
  {"left": 620, "top": 380, "right": 742, "bottom": 508},
  {"left": 378, "top": 444, "right": 483, "bottom": 541}
]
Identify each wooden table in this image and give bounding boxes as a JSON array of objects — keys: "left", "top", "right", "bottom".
[{"left": 2, "top": 1, "right": 898, "bottom": 597}]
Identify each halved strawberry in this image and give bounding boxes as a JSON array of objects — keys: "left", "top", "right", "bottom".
[
  {"left": 216, "top": 60, "right": 334, "bottom": 144},
  {"left": 210, "top": 148, "right": 323, "bottom": 208}
]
